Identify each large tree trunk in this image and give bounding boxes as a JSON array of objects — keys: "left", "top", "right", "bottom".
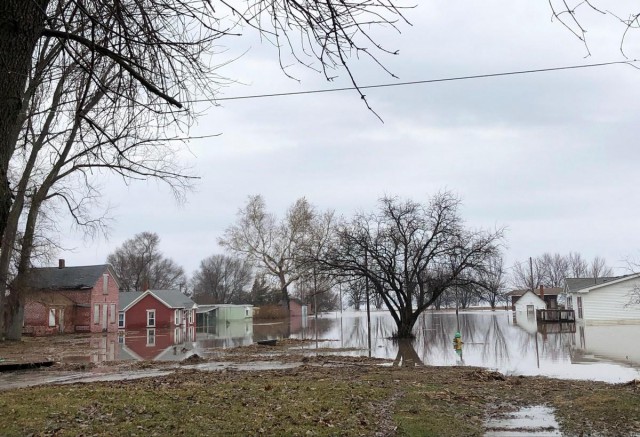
[
  {"left": 395, "top": 311, "right": 418, "bottom": 339},
  {"left": 278, "top": 273, "right": 290, "bottom": 311},
  {"left": 4, "top": 285, "right": 24, "bottom": 341},
  {"left": 0, "top": 0, "right": 49, "bottom": 340},
  {"left": 393, "top": 339, "right": 423, "bottom": 366}
]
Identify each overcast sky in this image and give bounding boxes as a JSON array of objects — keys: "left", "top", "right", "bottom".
[{"left": 60, "top": 1, "right": 640, "bottom": 279}]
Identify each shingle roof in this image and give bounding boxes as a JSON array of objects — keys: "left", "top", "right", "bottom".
[
  {"left": 119, "top": 291, "right": 144, "bottom": 309},
  {"left": 565, "top": 276, "right": 624, "bottom": 293},
  {"left": 147, "top": 290, "right": 197, "bottom": 309},
  {"left": 28, "top": 265, "right": 111, "bottom": 290}
]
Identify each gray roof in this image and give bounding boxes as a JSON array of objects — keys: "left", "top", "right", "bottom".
[
  {"left": 119, "top": 291, "right": 144, "bottom": 309},
  {"left": 28, "top": 265, "right": 112, "bottom": 290},
  {"left": 147, "top": 289, "right": 196, "bottom": 309},
  {"left": 565, "top": 276, "right": 625, "bottom": 293}
]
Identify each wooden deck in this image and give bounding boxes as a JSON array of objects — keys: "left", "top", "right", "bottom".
[{"left": 536, "top": 309, "right": 575, "bottom": 323}]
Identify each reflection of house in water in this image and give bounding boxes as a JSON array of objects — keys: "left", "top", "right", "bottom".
[
  {"left": 118, "top": 327, "right": 196, "bottom": 361},
  {"left": 512, "top": 311, "right": 539, "bottom": 334},
  {"left": 570, "top": 323, "right": 640, "bottom": 367},
  {"left": 513, "top": 310, "right": 575, "bottom": 337}
]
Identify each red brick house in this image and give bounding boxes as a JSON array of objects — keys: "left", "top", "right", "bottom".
[
  {"left": 23, "top": 260, "right": 120, "bottom": 336},
  {"left": 118, "top": 290, "right": 197, "bottom": 330}
]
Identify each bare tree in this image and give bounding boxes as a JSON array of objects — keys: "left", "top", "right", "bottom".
[
  {"left": 479, "top": 255, "right": 507, "bottom": 309},
  {"left": 0, "top": 1, "right": 409, "bottom": 339},
  {"left": 549, "top": 1, "right": 640, "bottom": 58},
  {"left": 538, "top": 253, "right": 569, "bottom": 288},
  {"left": 589, "top": 256, "right": 614, "bottom": 279},
  {"left": 0, "top": 0, "right": 410, "bottom": 247},
  {"left": 317, "top": 193, "right": 503, "bottom": 338},
  {"left": 511, "top": 253, "right": 614, "bottom": 297},
  {"left": 344, "top": 277, "right": 368, "bottom": 310},
  {"left": 511, "top": 259, "right": 543, "bottom": 291},
  {"left": 567, "top": 252, "right": 589, "bottom": 277},
  {"left": 219, "top": 195, "right": 315, "bottom": 308},
  {"left": 191, "top": 255, "right": 252, "bottom": 304},
  {"left": 107, "top": 232, "right": 186, "bottom": 292}
]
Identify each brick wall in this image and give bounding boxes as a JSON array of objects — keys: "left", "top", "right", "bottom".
[{"left": 89, "top": 269, "right": 120, "bottom": 333}]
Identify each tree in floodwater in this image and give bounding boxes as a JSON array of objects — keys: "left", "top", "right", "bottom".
[
  {"left": 219, "top": 195, "right": 315, "bottom": 308},
  {"left": 317, "top": 192, "right": 504, "bottom": 338}
]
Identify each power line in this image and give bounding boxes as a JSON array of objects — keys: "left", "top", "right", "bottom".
[{"left": 212, "top": 60, "right": 638, "bottom": 102}]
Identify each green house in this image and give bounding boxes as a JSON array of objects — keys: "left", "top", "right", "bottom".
[{"left": 196, "top": 304, "right": 253, "bottom": 327}]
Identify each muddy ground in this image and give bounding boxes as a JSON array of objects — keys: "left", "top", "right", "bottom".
[{"left": 0, "top": 336, "right": 639, "bottom": 436}]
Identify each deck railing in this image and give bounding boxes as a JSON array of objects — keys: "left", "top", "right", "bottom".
[{"left": 536, "top": 309, "right": 575, "bottom": 323}]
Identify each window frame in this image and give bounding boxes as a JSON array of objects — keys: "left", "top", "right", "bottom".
[{"left": 147, "top": 309, "right": 156, "bottom": 327}]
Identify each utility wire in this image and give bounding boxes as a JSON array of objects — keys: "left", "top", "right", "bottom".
[{"left": 213, "top": 60, "right": 639, "bottom": 102}]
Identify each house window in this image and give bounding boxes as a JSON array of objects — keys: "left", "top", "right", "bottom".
[
  {"left": 146, "top": 328, "right": 156, "bottom": 346},
  {"left": 577, "top": 296, "right": 583, "bottom": 319},
  {"left": 245, "top": 307, "right": 250, "bottom": 317},
  {"left": 117, "top": 332, "right": 125, "bottom": 344},
  {"left": 94, "top": 304, "right": 100, "bottom": 324},
  {"left": 109, "top": 304, "right": 116, "bottom": 323},
  {"left": 188, "top": 310, "right": 193, "bottom": 324},
  {"left": 175, "top": 309, "right": 181, "bottom": 325},
  {"left": 567, "top": 296, "right": 573, "bottom": 310},
  {"left": 118, "top": 312, "right": 125, "bottom": 329},
  {"left": 103, "top": 274, "right": 109, "bottom": 295},
  {"left": 147, "top": 309, "right": 156, "bottom": 327},
  {"left": 48, "top": 308, "right": 56, "bottom": 327}
]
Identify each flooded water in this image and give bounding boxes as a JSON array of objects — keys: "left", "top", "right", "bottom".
[
  {"left": 485, "top": 405, "right": 561, "bottom": 436},
  {"left": 7, "top": 311, "right": 639, "bottom": 383}
]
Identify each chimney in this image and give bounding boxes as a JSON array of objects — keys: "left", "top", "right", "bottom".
[
  {"left": 58, "top": 259, "right": 65, "bottom": 269},
  {"left": 539, "top": 284, "right": 544, "bottom": 298}
]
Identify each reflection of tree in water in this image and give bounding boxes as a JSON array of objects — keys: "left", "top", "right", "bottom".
[
  {"left": 393, "top": 339, "right": 424, "bottom": 366},
  {"left": 538, "top": 331, "right": 574, "bottom": 362},
  {"left": 307, "top": 317, "right": 336, "bottom": 339},
  {"left": 481, "top": 314, "right": 510, "bottom": 367}
]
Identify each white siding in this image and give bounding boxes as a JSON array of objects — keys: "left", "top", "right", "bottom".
[
  {"left": 514, "top": 291, "right": 546, "bottom": 312},
  {"left": 570, "top": 277, "right": 640, "bottom": 323}
]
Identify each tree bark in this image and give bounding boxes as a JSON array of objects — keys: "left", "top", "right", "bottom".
[{"left": 0, "top": 0, "right": 50, "bottom": 339}]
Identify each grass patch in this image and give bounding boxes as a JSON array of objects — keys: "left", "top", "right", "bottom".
[{"left": 0, "top": 365, "right": 638, "bottom": 436}]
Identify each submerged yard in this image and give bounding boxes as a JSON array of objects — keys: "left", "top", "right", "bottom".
[{"left": 0, "top": 353, "right": 639, "bottom": 436}]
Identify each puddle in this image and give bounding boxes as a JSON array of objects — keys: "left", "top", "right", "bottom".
[
  {"left": 485, "top": 405, "right": 561, "bottom": 436},
  {"left": 0, "top": 360, "right": 303, "bottom": 390},
  {"left": 0, "top": 369, "right": 173, "bottom": 391},
  {"left": 184, "top": 361, "right": 302, "bottom": 371}
]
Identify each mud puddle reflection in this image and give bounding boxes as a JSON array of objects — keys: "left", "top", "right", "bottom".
[{"left": 485, "top": 405, "right": 561, "bottom": 436}]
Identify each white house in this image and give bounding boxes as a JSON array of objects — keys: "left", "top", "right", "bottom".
[
  {"left": 514, "top": 290, "right": 547, "bottom": 313},
  {"left": 564, "top": 274, "right": 640, "bottom": 324}
]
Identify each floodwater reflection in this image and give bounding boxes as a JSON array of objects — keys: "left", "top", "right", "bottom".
[
  {"left": 291, "top": 311, "right": 640, "bottom": 383},
  {"left": 36, "top": 311, "right": 640, "bottom": 382}
]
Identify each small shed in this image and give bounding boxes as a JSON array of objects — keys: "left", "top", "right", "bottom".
[{"left": 514, "top": 290, "right": 547, "bottom": 314}]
